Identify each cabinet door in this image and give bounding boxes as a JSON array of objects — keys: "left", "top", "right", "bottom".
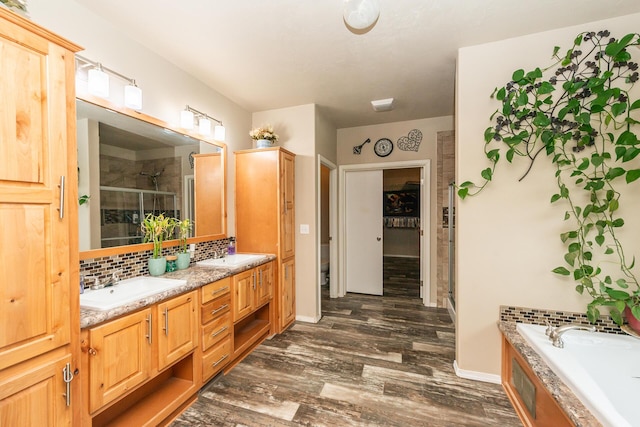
[
  {"left": 0, "top": 14, "right": 76, "bottom": 371},
  {"left": 281, "top": 259, "right": 296, "bottom": 329},
  {"left": 88, "top": 309, "right": 152, "bottom": 412},
  {"left": 0, "top": 350, "right": 72, "bottom": 426},
  {"left": 280, "top": 152, "right": 295, "bottom": 259},
  {"left": 256, "top": 262, "right": 273, "bottom": 307},
  {"left": 157, "top": 291, "right": 197, "bottom": 370},
  {"left": 232, "top": 269, "right": 256, "bottom": 322}
]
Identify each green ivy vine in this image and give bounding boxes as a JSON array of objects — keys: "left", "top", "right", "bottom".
[{"left": 459, "top": 30, "right": 640, "bottom": 325}]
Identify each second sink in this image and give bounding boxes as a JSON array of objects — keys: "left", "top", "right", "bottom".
[{"left": 197, "top": 253, "right": 265, "bottom": 268}]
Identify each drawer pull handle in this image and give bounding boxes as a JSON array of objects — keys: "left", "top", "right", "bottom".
[
  {"left": 212, "top": 354, "right": 229, "bottom": 368},
  {"left": 212, "top": 304, "right": 229, "bottom": 315},
  {"left": 211, "top": 326, "right": 228, "bottom": 338},
  {"left": 211, "top": 286, "right": 229, "bottom": 296}
]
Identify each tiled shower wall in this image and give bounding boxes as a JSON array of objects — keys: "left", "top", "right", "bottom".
[
  {"left": 79, "top": 238, "right": 230, "bottom": 286},
  {"left": 436, "top": 130, "right": 455, "bottom": 308}
]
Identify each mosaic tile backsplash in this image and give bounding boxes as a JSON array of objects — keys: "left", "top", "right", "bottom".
[
  {"left": 80, "top": 238, "right": 230, "bottom": 289},
  {"left": 500, "top": 305, "right": 625, "bottom": 335}
]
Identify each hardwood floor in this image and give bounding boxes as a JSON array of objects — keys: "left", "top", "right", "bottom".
[{"left": 172, "top": 257, "right": 519, "bottom": 426}]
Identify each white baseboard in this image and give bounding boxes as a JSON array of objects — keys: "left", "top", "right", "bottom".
[
  {"left": 296, "top": 314, "right": 321, "bottom": 323},
  {"left": 453, "top": 360, "right": 501, "bottom": 384}
]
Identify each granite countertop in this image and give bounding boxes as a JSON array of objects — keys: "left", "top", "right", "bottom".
[
  {"left": 80, "top": 254, "right": 276, "bottom": 329},
  {"left": 498, "top": 321, "right": 602, "bottom": 427}
]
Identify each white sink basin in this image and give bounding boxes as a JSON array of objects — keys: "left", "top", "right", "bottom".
[
  {"left": 197, "top": 253, "right": 264, "bottom": 268},
  {"left": 80, "top": 277, "right": 186, "bottom": 311}
]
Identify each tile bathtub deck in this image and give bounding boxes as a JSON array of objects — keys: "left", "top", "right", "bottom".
[{"left": 172, "top": 260, "right": 520, "bottom": 426}]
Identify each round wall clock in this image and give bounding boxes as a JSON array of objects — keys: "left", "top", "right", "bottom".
[{"left": 374, "top": 138, "right": 393, "bottom": 157}]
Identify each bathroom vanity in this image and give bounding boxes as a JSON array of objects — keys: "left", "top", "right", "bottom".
[{"left": 78, "top": 257, "right": 275, "bottom": 426}]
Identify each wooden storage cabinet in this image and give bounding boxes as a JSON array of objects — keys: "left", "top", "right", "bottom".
[
  {"left": 199, "top": 278, "right": 232, "bottom": 383},
  {"left": 0, "top": 349, "right": 73, "bottom": 426},
  {"left": 81, "top": 291, "right": 198, "bottom": 425},
  {"left": 0, "top": 9, "right": 82, "bottom": 426},
  {"left": 281, "top": 259, "right": 296, "bottom": 329},
  {"left": 235, "top": 147, "right": 296, "bottom": 334}
]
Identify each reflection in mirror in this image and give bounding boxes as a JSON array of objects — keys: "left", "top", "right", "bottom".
[{"left": 77, "top": 97, "right": 226, "bottom": 254}]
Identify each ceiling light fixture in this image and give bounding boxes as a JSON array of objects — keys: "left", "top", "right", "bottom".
[
  {"left": 180, "top": 105, "right": 225, "bottom": 141},
  {"left": 343, "top": 0, "right": 380, "bottom": 31},
  {"left": 371, "top": 97, "right": 394, "bottom": 112},
  {"left": 76, "top": 55, "right": 143, "bottom": 110}
]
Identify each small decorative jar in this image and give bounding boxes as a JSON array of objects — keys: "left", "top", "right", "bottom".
[{"left": 165, "top": 255, "right": 178, "bottom": 272}]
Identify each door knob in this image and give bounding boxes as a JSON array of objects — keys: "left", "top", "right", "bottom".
[{"left": 376, "top": 237, "right": 381, "bottom": 241}]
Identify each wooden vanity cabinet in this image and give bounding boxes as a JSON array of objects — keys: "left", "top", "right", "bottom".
[
  {"left": 86, "top": 309, "right": 152, "bottom": 412},
  {"left": 235, "top": 147, "right": 296, "bottom": 334},
  {"left": 81, "top": 291, "right": 198, "bottom": 426},
  {"left": 0, "top": 9, "right": 82, "bottom": 426},
  {"left": 225, "top": 262, "right": 274, "bottom": 371},
  {"left": 502, "top": 335, "right": 574, "bottom": 427},
  {"left": 199, "top": 278, "right": 232, "bottom": 383},
  {"left": 157, "top": 292, "right": 198, "bottom": 370}
]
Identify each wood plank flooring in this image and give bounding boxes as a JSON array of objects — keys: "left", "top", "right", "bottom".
[{"left": 172, "top": 257, "right": 519, "bottom": 426}]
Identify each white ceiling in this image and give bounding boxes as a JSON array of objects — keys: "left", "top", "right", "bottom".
[{"left": 74, "top": 0, "right": 640, "bottom": 129}]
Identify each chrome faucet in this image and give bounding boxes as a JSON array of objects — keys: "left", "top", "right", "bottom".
[
  {"left": 546, "top": 322, "right": 596, "bottom": 348},
  {"left": 103, "top": 269, "right": 122, "bottom": 287},
  {"left": 84, "top": 270, "right": 122, "bottom": 290}
]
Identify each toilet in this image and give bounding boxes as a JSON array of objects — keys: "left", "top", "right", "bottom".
[{"left": 320, "top": 243, "right": 330, "bottom": 285}]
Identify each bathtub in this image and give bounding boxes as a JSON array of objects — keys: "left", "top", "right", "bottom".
[{"left": 516, "top": 323, "right": 640, "bottom": 427}]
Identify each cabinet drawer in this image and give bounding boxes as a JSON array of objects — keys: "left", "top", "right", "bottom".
[
  {"left": 201, "top": 295, "right": 231, "bottom": 324},
  {"left": 202, "top": 312, "right": 231, "bottom": 351},
  {"left": 201, "top": 277, "right": 231, "bottom": 304},
  {"left": 202, "top": 337, "right": 231, "bottom": 382}
]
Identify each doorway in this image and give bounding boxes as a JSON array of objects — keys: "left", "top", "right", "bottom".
[
  {"left": 317, "top": 156, "right": 338, "bottom": 318},
  {"left": 338, "top": 160, "right": 431, "bottom": 307}
]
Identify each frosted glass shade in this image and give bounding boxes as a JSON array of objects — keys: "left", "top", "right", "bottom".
[
  {"left": 343, "top": 0, "right": 380, "bottom": 30},
  {"left": 180, "top": 110, "right": 194, "bottom": 129},
  {"left": 214, "top": 125, "right": 226, "bottom": 141},
  {"left": 124, "top": 84, "right": 143, "bottom": 110},
  {"left": 88, "top": 68, "right": 109, "bottom": 98},
  {"left": 199, "top": 117, "right": 211, "bottom": 135}
]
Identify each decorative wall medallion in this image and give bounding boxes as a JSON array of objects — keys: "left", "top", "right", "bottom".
[
  {"left": 374, "top": 138, "right": 394, "bottom": 157},
  {"left": 188, "top": 151, "right": 196, "bottom": 169},
  {"left": 353, "top": 138, "right": 371, "bottom": 155},
  {"left": 397, "top": 129, "right": 423, "bottom": 152}
]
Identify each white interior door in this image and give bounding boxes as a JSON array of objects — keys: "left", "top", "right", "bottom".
[{"left": 345, "top": 169, "right": 383, "bottom": 295}]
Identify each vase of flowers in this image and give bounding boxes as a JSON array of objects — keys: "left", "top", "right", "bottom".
[
  {"left": 175, "top": 218, "right": 193, "bottom": 270},
  {"left": 249, "top": 124, "right": 279, "bottom": 148},
  {"left": 141, "top": 213, "right": 174, "bottom": 276}
]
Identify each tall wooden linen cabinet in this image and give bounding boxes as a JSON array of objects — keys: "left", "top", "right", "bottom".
[
  {"left": 0, "top": 8, "right": 82, "bottom": 427},
  {"left": 235, "top": 147, "right": 296, "bottom": 333}
]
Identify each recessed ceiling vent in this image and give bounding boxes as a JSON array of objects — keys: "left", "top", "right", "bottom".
[{"left": 371, "top": 98, "right": 394, "bottom": 112}]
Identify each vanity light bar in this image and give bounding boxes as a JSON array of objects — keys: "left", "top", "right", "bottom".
[
  {"left": 181, "top": 105, "right": 225, "bottom": 141},
  {"left": 75, "top": 55, "right": 143, "bottom": 110}
]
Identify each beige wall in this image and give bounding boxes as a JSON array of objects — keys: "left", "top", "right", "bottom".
[
  {"left": 29, "top": 0, "right": 252, "bottom": 236},
  {"left": 338, "top": 116, "right": 455, "bottom": 304},
  {"left": 456, "top": 13, "right": 640, "bottom": 376}
]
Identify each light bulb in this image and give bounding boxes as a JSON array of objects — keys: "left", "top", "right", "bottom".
[
  {"left": 180, "top": 110, "right": 194, "bottom": 129},
  {"left": 88, "top": 67, "right": 109, "bottom": 98},
  {"left": 124, "top": 84, "right": 142, "bottom": 110},
  {"left": 199, "top": 117, "right": 211, "bottom": 135},
  {"left": 214, "top": 125, "right": 226, "bottom": 141}
]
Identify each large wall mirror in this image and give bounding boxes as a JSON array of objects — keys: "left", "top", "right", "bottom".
[{"left": 77, "top": 96, "right": 226, "bottom": 259}]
